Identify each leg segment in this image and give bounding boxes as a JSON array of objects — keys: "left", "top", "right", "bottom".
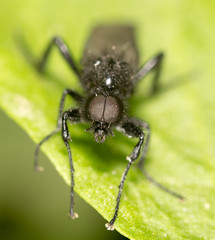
[
  {"left": 34, "top": 88, "right": 83, "bottom": 171},
  {"left": 106, "top": 120, "right": 144, "bottom": 230},
  {"left": 37, "top": 36, "right": 80, "bottom": 78},
  {"left": 133, "top": 52, "right": 164, "bottom": 93},
  {"left": 61, "top": 110, "right": 81, "bottom": 219},
  {"left": 106, "top": 117, "right": 184, "bottom": 230},
  {"left": 57, "top": 89, "right": 83, "bottom": 126},
  {"left": 34, "top": 128, "right": 60, "bottom": 171},
  {"left": 127, "top": 118, "right": 151, "bottom": 167},
  {"left": 140, "top": 168, "right": 184, "bottom": 199},
  {"left": 136, "top": 120, "right": 184, "bottom": 200}
]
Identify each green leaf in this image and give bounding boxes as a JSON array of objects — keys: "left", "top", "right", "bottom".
[{"left": 0, "top": 0, "right": 215, "bottom": 239}]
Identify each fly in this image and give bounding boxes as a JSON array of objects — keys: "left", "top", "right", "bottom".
[{"left": 34, "top": 25, "right": 183, "bottom": 230}]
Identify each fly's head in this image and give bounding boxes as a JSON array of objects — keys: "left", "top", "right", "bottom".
[{"left": 85, "top": 94, "right": 123, "bottom": 143}]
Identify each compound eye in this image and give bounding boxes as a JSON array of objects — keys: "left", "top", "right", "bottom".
[
  {"left": 103, "top": 96, "right": 121, "bottom": 123},
  {"left": 87, "top": 95, "right": 122, "bottom": 123},
  {"left": 88, "top": 95, "right": 106, "bottom": 121}
]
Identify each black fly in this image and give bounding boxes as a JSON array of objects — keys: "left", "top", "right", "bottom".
[{"left": 34, "top": 25, "right": 183, "bottom": 230}]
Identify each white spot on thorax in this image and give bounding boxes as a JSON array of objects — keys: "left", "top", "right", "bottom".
[
  {"left": 94, "top": 60, "right": 100, "bottom": 67},
  {"left": 105, "top": 77, "right": 112, "bottom": 87}
]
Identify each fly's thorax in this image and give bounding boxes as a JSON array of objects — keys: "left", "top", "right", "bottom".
[{"left": 81, "top": 55, "right": 135, "bottom": 97}]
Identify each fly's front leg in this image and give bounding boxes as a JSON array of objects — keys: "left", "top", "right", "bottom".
[
  {"left": 133, "top": 53, "right": 164, "bottom": 93},
  {"left": 37, "top": 36, "right": 80, "bottom": 78},
  {"left": 34, "top": 88, "right": 83, "bottom": 171},
  {"left": 105, "top": 120, "right": 144, "bottom": 231},
  {"left": 128, "top": 118, "right": 151, "bottom": 168},
  {"left": 62, "top": 109, "right": 81, "bottom": 219}
]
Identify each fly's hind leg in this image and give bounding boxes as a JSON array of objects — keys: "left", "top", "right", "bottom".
[
  {"left": 137, "top": 119, "right": 184, "bottom": 200},
  {"left": 133, "top": 53, "right": 164, "bottom": 93}
]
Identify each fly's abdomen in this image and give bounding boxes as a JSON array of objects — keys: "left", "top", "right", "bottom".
[
  {"left": 81, "top": 25, "right": 139, "bottom": 97},
  {"left": 82, "top": 25, "right": 138, "bottom": 70}
]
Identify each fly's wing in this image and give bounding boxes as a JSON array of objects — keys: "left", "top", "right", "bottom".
[{"left": 82, "top": 25, "right": 139, "bottom": 71}]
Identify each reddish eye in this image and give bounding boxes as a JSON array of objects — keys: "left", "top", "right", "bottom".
[
  {"left": 87, "top": 95, "right": 121, "bottom": 123},
  {"left": 104, "top": 96, "right": 121, "bottom": 123},
  {"left": 88, "top": 95, "right": 106, "bottom": 121}
]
